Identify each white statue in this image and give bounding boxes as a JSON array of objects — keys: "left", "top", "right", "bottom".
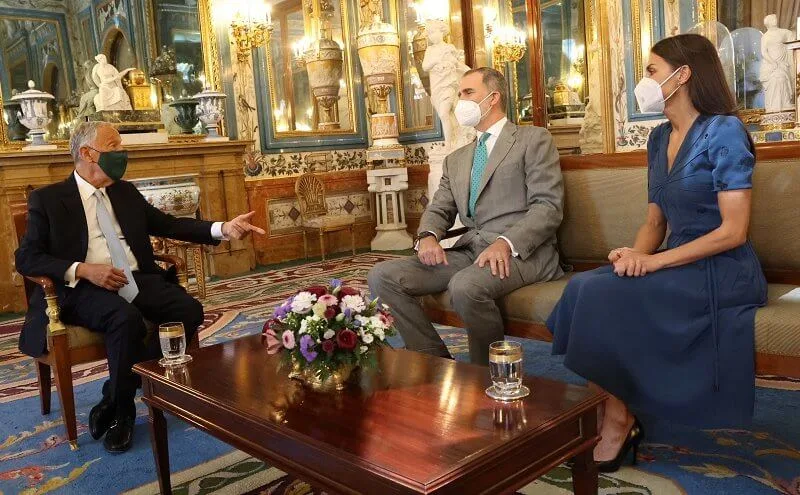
[
  {"left": 422, "top": 19, "right": 472, "bottom": 150},
  {"left": 759, "top": 14, "right": 795, "bottom": 113},
  {"left": 76, "top": 60, "right": 99, "bottom": 119},
  {"left": 92, "top": 54, "right": 135, "bottom": 111}
]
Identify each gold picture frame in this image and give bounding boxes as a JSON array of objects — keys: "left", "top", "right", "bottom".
[
  {"left": 263, "top": 0, "right": 359, "bottom": 138},
  {"left": 1, "top": 0, "right": 223, "bottom": 149}
]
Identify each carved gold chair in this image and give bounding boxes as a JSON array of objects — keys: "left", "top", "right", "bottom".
[
  {"left": 13, "top": 210, "right": 192, "bottom": 450},
  {"left": 295, "top": 173, "right": 356, "bottom": 260}
]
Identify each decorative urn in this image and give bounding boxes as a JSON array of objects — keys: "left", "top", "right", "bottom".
[
  {"left": 192, "top": 86, "right": 228, "bottom": 141},
  {"left": 10, "top": 81, "right": 56, "bottom": 150},
  {"left": 304, "top": 38, "right": 345, "bottom": 131},
  {"left": 169, "top": 98, "right": 200, "bottom": 134}
]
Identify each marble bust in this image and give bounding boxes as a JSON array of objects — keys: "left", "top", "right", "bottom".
[
  {"left": 421, "top": 19, "right": 472, "bottom": 150},
  {"left": 92, "top": 54, "right": 135, "bottom": 112},
  {"left": 759, "top": 14, "right": 795, "bottom": 113}
]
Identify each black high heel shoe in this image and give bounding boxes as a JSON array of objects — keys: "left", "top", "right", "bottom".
[{"left": 596, "top": 417, "right": 644, "bottom": 473}]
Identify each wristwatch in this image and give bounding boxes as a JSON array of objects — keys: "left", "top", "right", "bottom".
[{"left": 413, "top": 231, "right": 437, "bottom": 250}]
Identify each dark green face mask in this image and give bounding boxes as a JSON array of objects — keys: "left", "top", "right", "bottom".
[{"left": 88, "top": 147, "right": 128, "bottom": 181}]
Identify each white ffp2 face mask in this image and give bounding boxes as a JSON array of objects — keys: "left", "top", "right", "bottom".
[
  {"left": 634, "top": 65, "right": 685, "bottom": 113},
  {"left": 454, "top": 92, "right": 496, "bottom": 127}
]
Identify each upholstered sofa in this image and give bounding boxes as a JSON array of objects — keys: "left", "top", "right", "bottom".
[{"left": 422, "top": 152, "right": 800, "bottom": 378}]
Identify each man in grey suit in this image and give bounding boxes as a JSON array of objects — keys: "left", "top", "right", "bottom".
[{"left": 368, "top": 67, "right": 564, "bottom": 365}]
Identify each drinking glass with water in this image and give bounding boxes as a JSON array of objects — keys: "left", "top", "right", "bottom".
[
  {"left": 486, "top": 340, "right": 530, "bottom": 400},
  {"left": 158, "top": 322, "right": 193, "bottom": 367}
]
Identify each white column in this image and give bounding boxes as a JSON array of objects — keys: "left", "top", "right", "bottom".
[{"left": 366, "top": 167, "right": 413, "bottom": 251}]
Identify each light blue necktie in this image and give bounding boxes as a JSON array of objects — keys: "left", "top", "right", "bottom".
[
  {"left": 94, "top": 190, "right": 139, "bottom": 302},
  {"left": 468, "top": 132, "right": 491, "bottom": 217}
]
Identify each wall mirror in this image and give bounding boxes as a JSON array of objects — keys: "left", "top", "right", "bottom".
[
  {"left": 540, "top": 0, "right": 587, "bottom": 127},
  {"left": 262, "top": 0, "right": 358, "bottom": 136},
  {"left": 0, "top": 9, "right": 76, "bottom": 143},
  {"left": 0, "top": 0, "right": 221, "bottom": 149},
  {"left": 390, "top": 0, "right": 445, "bottom": 137},
  {"left": 147, "top": 0, "right": 217, "bottom": 101},
  {"left": 619, "top": 1, "right": 799, "bottom": 125}
]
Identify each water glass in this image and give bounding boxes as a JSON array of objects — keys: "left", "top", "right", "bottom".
[
  {"left": 486, "top": 340, "right": 529, "bottom": 400},
  {"left": 158, "top": 322, "right": 193, "bottom": 367}
]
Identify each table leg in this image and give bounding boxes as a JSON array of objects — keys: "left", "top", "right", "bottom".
[
  {"left": 572, "top": 410, "right": 599, "bottom": 495},
  {"left": 571, "top": 448, "right": 598, "bottom": 495},
  {"left": 148, "top": 404, "right": 172, "bottom": 495}
]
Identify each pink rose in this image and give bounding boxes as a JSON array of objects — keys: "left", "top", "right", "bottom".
[
  {"left": 378, "top": 313, "right": 394, "bottom": 327},
  {"left": 318, "top": 294, "right": 338, "bottom": 307},
  {"left": 282, "top": 330, "right": 296, "bottom": 349},
  {"left": 263, "top": 328, "right": 281, "bottom": 354}
]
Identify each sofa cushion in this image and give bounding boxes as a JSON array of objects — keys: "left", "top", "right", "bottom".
[
  {"left": 556, "top": 161, "right": 800, "bottom": 272},
  {"left": 422, "top": 278, "right": 800, "bottom": 358},
  {"left": 757, "top": 284, "right": 800, "bottom": 358},
  {"left": 749, "top": 161, "right": 800, "bottom": 272},
  {"left": 557, "top": 168, "right": 648, "bottom": 263}
]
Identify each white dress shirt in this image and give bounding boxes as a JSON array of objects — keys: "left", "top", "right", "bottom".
[
  {"left": 417, "top": 117, "right": 519, "bottom": 257},
  {"left": 476, "top": 116, "right": 507, "bottom": 158},
  {"left": 64, "top": 171, "right": 226, "bottom": 286}
]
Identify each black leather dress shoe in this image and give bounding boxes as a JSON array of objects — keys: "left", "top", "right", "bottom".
[
  {"left": 89, "top": 399, "right": 115, "bottom": 440},
  {"left": 103, "top": 416, "right": 135, "bottom": 453}
]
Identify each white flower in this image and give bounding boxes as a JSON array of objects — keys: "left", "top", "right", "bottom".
[
  {"left": 369, "top": 316, "right": 385, "bottom": 329},
  {"left": 354, "top": 315, "right": 369, "bottom": 327},
  {"left": 312, "top": 301, "right": 327, "bottom": 318},
  {"left": 373, "top": 328, "right": 385, "bottom": 341},
  {"left": 359, "top": 345, "right": 369, "bottom": 354},
  {"left": 340, "top": 295, "right": 366, "bottom": 313},
  {"left": 291, "top": 292, "right": 317, "bottom": 313},
  {"left": 361, "top": 332, "right": 374, "bottom": 344},
  {"left": 323, "top": 329, "right": 335, "bottom": 340},
  {"left": 299, "top": 318, "right": 309, "bottom": 334}
]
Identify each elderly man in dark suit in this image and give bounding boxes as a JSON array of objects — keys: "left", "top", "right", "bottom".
[
  {"left": 15, "top": 121, "right": 265, "bottom": 453},
  {"left": 368, "top": 67, "right": 564, "bottom": 365}
]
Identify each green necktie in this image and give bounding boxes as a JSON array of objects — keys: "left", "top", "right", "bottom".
[{"left": 468, "top": 132, "right": 491, "bottom": 218}]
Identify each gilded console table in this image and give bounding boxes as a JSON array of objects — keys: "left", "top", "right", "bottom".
[{"left": 0, "top": 140, "right": 255, "bottom": 313}]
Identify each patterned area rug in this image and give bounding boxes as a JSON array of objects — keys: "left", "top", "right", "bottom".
[{"left": 0, "top": 253, "right": 798, "bottom": 495}]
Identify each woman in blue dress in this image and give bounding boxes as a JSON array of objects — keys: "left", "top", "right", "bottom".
[{"left": 546, "top": 33, "right": 767, "bottom": 472}]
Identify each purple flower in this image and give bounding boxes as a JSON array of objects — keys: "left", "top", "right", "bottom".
[
  {"left": 273, "top": 303, "right": 291, "bottom": 319},
  {"left": 330, "top": 279, "right": 343, "bottom": 289},
  {"left": 343, "top": 308, "right": 353, "bottom": 319},
  {"left": 299, "top": 334, "right": 318, "bottom": 362}
]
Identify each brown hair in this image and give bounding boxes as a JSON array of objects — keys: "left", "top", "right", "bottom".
[
  {"left": 463, "top": 67, "right": 508, "bottom": 107},
  {"left": 651, "top": 34, "right": 737, "bottom": 116}
]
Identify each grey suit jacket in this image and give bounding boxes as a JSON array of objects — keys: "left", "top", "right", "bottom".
[{"left": 419, "top": 121, "right": 564, "bottom": 266}]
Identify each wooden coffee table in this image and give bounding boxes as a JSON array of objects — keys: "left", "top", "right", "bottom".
[{"left": 134, "top": 335, "right": 606, "bottom": 494}]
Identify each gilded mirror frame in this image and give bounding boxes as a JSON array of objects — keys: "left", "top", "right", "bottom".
[
  {"left": 144, "top": 0, "right": 223, "bottom": 93},
  {"left": 0, "top": 9, "right": 76, "bottom": 150},
  {"left": 0, "top": 0, "right": 223, "bottom": 150},
  {"left": 144, "top": 0, "right": 224, "bottom": 135},
  {"left": 386, "top": 0, "right": 451, "bottom": 140},
  {"left": 260, "top": 0, "right": 358, "bottom": 137},
  {"left": 621, "top": 0, "right": 665, "bottom": 121},
  {"left": 255, "top": 0, "right": 368, "bottom": 150},
  {"left": 145, "top": 0, "right": 222, "bottom": 91}
]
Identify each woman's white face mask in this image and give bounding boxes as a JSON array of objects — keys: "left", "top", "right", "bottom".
[
  {"left": 634, "top": 65, "right": 686, "bottom": 113},
  {"left": 454, "top": 91, "right": 497, "bottom": 127}
]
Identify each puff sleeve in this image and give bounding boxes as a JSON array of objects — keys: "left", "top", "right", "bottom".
[{"left": 708, "top": 116, "right": 755, "bottom": 192}]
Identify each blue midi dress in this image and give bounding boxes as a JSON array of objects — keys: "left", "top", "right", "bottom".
[{"left": 546, "top": 114, "right": 767, "bottom": 427}]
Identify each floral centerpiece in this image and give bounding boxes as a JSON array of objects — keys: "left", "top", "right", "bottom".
[{"left": 263, "top": 279, "right": 396, "bottom": 390}]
